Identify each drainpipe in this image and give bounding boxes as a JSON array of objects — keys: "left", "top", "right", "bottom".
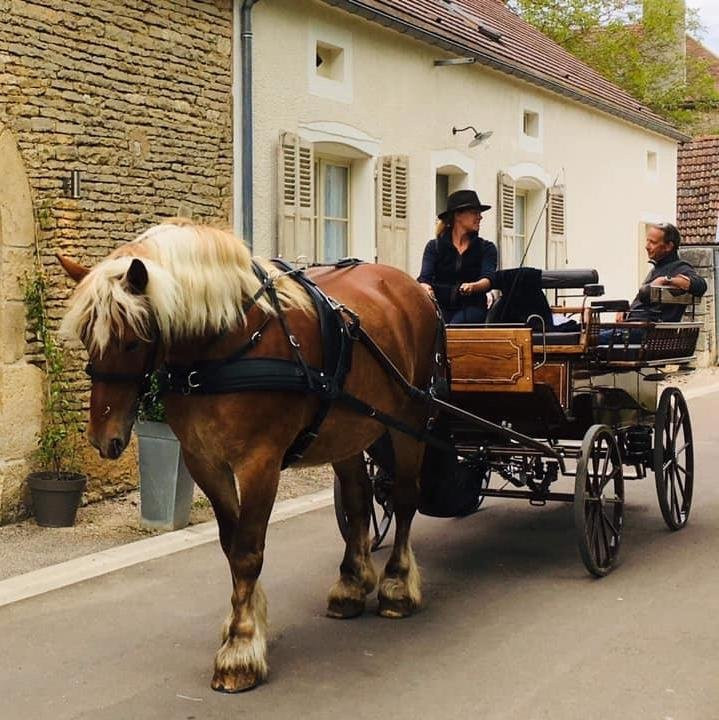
[
  {"left": 714, "top": 246, "right": 719, "bottom": 364},
  {"left": 240, "top": 0, "right": 260, "bottom": 250}
]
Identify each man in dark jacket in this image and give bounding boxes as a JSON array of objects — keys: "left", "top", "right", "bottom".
[{"left": 626, "top": 223, "right": 706, "bottom": 322}]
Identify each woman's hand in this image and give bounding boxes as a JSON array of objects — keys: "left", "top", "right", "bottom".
[{"left": 420, "top": 283, "right": 436, "bottom": 300}]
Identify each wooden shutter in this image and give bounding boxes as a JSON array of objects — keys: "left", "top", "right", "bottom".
[
  {"left": 376, "top": 155, "right": 408, "bottom": 269},
  {"left": 546, "top": 185, "right": 567, "bottom": 268},
  {"left": 497, "top": 172, "right": 516, "bottom": 268},
  {"left": 277, "top": 132, "right": 315, "bottom": 262}
]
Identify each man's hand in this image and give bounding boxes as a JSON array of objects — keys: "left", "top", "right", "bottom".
[
  {"left": 652, "top": 274, "right": 691, "bottom": 291},
  {"left": 420, "top": 283, "right": 435, "bottom": 300},
  {"left": 458, "top": 282, "right": 476, "bottom": 295}
]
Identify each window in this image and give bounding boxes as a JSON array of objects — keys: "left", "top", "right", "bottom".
[
  {"left": 435, "top": 174, "right": 449, "bottom": 218},
  {"left": 523, "top": 110, "right": 539, "bottom": 138},
  {"left": 518, "top": 102, "right": 543, "bottom": 153},
  {"left": 513, "top": 191, "right": 527, "bottom": 266},
  {"left": 315, "top": 42, "right": 344, "bottom": 82},
  {"left": 646, "top": 150, "right": 658, "bottom": 173},
  {"left": 308, "top": 25, "right": 353, "bottom": 103},
  {"left": 315, "top": 158, "right": 350, "bottom": 262}
]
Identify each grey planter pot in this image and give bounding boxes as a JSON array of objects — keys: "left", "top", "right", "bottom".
[{"left": 134, "top": 421, "right": 194, "bottom": 531}]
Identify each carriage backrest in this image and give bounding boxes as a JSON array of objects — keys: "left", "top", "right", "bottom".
[{"left": 540, "top": 269, "right": 599, "bottom": 289}]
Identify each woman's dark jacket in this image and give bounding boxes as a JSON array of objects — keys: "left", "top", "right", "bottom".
[{"left": 417, "top": 231, "right": 497, "bottom": 313}]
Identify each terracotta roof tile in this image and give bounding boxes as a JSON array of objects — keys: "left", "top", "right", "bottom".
[
  {"left": 686, "top": 36, "right": 719, "bottom": 88},
  {"left": 677, "top": 136, "right": 719, "bottom": 245},
  {"left": 321, "top": 0, "right": 685, "bottom": 140}
]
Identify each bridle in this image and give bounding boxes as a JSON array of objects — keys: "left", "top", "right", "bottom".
[{"left": 83, "top": 260, "right": 286, "bottom": 395}]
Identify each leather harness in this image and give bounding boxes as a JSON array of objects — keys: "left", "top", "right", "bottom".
[{"left": 87, "top": 259, "right": 450, "bottom": 468}]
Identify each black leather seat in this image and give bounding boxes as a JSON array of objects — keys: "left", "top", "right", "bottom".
[{"left": 532, "top": 332, "right": 581, "bottom": 346}]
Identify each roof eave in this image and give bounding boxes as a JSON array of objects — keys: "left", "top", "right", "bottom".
[{"left": 321, "top": 0, "right": 690, "bottom": 143}]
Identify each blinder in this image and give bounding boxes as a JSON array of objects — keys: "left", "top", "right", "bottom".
[{"left": 84, "top": 338, "right": 159, "bottom": 397}]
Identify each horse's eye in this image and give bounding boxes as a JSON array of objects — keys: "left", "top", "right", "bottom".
[{"left": 125, "top": 341, "right": 140, "bottom": 352}]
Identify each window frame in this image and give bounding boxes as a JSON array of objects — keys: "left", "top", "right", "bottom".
[{"left": 314, "top": 155, "right": 352, "bottom": 262}]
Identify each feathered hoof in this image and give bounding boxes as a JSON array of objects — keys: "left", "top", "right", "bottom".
[
  {"left": 211, "top": 667, "right": 263, "bottom": 693},
  {"left": 377, "top": 589, "right": 418, "bottom": 619},
  {"left": 326, "top": 595, "right": 366, "bottom": 619}
]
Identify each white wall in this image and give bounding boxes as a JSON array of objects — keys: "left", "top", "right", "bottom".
[{"left": 246, "top": 0, "right": 678, "bottom": 302}]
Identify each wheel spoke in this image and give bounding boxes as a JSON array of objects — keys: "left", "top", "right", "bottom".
[
  {"left": 669, "top": 471, "right": 681, "bottom": 523},
  {"left": 600, "top": 441, "right": 610, "bottom": 482},
  {"left": 591, "top": 449, "right": 600, "bottom": 483},
  {"left": 671, "top": 406, "right": 682, "bottom": 440},
  {"left": 597, "top": 506, "right": 611, "bottom": 563},
  {"left": 586, "top": 501, "right": 599, "bottom": 546},
  {"left": 601, "top": 507, "right": 620, "bottom": 541},
  {"left": 674, "top": 471, "right": 687, "bottom": 506},
  {"left": 674, "top": 441, "right": 689, "bottom": 460},
  {"left": 599, "top": 463, "right": 620, "bottom": 492}
]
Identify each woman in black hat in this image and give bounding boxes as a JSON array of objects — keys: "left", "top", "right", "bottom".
[{"left": 417, "top": 189, "right": 497, "bottom": 324}]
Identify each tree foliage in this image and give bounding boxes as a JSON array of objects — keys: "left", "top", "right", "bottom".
[{"left": 510, "top": 0, "right": 718, "bottom": 130}]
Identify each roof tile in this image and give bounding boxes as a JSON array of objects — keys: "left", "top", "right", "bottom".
[
  {"left": 677, "top": 136, "right": 719, "bottom": 245},
  {"left": 323, "top": 0, "right": 684, "bottom": 139}
]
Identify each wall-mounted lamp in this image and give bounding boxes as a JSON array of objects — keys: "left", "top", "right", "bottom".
[
  {"left": 452, "top": 125, "right": 493, "bottom": 148},
  {"left": 63, "top": 169, "right": 82, "bottom": 199}
]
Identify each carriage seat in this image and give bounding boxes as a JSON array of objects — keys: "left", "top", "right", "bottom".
[
  {"left": 541, "top": 269, "right": 601, "bottom": 295},
  {"left": 532, "top": 331, "right": 581, "bottom": 346},
  {"left": 592, "top": 321, "right": 701, "bottom": 364}
]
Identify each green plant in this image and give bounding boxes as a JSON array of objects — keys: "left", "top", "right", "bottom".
[
  {"left": 137, "top": 371, "right": 166, "bottom": 422},
  {"left": 24, "top": 268, "right": 81, "bottom": 478}
]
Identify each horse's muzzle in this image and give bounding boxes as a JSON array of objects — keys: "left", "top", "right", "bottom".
[{"left": 89, "top": 431, "right": 128, "bottom": 460}]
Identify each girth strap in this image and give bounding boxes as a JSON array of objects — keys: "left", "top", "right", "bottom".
[{"left": 161, "top": 358, "right": 329, "bottom": 396}]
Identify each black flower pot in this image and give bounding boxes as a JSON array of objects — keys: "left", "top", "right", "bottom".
[{"left": 27, "top": 472, "right": 87, "bottom": 527}]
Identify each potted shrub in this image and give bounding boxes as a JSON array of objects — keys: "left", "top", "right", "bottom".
[
  {"left": 135, "top": 374, "right": 194, "bottom": 531},
  {"left": 23, "top": 269, "right": 86, "bottom": 527}
]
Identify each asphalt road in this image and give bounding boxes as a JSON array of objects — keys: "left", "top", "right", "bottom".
[{"left": 2, "top": 392, "right": 718, "bottom": 720}]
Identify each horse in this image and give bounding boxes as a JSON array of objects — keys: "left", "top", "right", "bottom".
[{"left": 58, "top": 220, "right": 441, "bottom": 692}]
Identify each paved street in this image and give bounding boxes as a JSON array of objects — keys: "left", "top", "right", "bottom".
[{"left": 2, "top": 391, "right": 718, "bottom": 720}]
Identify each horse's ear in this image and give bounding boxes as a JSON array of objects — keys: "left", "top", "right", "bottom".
[
  {"left": 125, "top": 258, "right": 149, "bottom": 295},
  {"left": 56, "top": 254, "right": 90, "bottom": 283}
]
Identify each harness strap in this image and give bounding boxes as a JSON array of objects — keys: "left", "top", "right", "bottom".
[
  {"left": 160, "top": 358, "right": 325, "bottom": 395},
  {"left": 269, "top": 258, "right": 354, "bottom": 467}
]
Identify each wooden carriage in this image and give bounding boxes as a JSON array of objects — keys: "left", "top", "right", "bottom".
[{"left": 336, "top": 270, "right": 699, "bottom": 577}]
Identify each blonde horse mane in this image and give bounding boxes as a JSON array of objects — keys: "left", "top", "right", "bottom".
[{"left": 61, "top": 219, "right": 315, "bottom": 355}]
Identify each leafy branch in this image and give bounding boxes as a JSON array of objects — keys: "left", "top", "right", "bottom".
[{"left": 24, "top": 268, "right": 81, "bottom": 478}]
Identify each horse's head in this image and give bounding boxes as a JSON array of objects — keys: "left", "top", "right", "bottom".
[{"left": 59, "top": 254, "right": 161, "bottom": 460}]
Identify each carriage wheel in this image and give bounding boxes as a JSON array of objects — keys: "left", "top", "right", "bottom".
[
  {"left": 333, "top": 455, "right": 394, "bottom": 552},
  {"left": 654, "top": 387, "right": 694, "bottom": 531},
  {"left": 574, "top": 425, "right": 624, "bottom": 577}
]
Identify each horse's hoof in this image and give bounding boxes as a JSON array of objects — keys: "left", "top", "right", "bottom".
[
  {"left": 377, "top": 593, "right": 416, "bottom": 619},
  {"left": 211, "top": 668, "right": 262, "bottom": 693},
  {"left": 326, "top": 596, "right": 365, "bottom": 619}
]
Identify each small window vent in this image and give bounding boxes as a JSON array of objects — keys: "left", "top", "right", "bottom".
[
  {"left": 646, "top": 151, "right": 657, "bottom": 173},
  {"left": 316, "top": 42, "right": 344, "bottom": 81},
  {"left": 523, "top": 110, "right": 539, "bottom": 138}
]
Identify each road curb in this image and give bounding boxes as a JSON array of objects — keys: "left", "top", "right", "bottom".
[{"left": 0, "top": 488, "right": 333, "bottom": 609}]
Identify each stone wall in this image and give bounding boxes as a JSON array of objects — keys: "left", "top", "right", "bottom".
[
  {"left": 679, "top": 246, "right": 716, "bottom": 366},
  {"left": 0, "top": 0, "right": 234, "bottom": 523}
]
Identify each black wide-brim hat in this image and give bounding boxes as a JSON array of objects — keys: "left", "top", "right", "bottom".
[{"left": 438, "top": 189, "right": 491, "bottom": 219}]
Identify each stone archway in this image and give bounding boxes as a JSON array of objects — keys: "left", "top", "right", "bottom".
[{"left": 0, "top": 126, "right": 43, "bottom": 523}]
